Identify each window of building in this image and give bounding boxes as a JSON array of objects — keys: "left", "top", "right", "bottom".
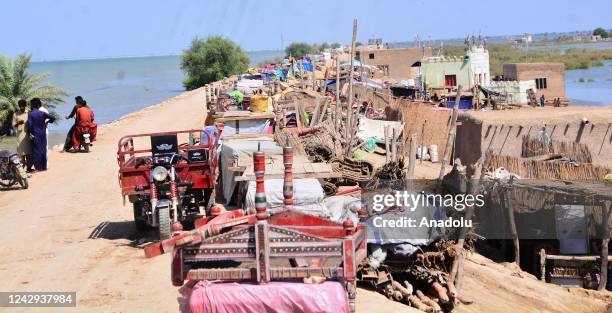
[
  {"left": 369, "top": 53, "right": 375, "bottom": 59},
  {"left": 445, "top": 74, "right": 457, "bottom": 87},
  {"left": 535, "top": 77, "right": 548, "bottom": 89}
]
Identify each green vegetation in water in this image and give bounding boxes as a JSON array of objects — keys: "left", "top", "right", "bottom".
[
  {"left": 180, "top": 36, "right": 250, "bottom": 90},
  {"left": 442, "top": 44, "right": 612, "bottom": 76},
  {"left": 285, "top": 42, "right": 314, "bottom": 58}
]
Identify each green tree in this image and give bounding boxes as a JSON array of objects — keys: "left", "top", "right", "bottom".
[
  {"left": 330, "top": 43, "right": 341, "bottom": 49},
  {"left": 593, "top": 27, "right": 609, "bottom": 38},
  {"left": 180, "top": 36, "right": 250, "bottom": 90},
  {"left": 0, "top": 53, "right": 68, "bottom": 135},
  {"left": 318, "top": 42, "right": 330, "bottom": 52},
  {"left": 285, "top": 42, "right": 313, "bottom": 58},
  {"left": 355, "top": 41, "right": 363, "bottom": 47}
]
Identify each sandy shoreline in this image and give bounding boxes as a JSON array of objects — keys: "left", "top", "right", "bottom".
[{"left": 0, "top": 87, "right": 609, "bottom": 313}]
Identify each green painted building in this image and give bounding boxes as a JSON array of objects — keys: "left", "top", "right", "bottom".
[{"left": 420, "top": 45, "right": 490, "bottom": 90}]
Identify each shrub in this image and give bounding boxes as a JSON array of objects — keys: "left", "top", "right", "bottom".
[{"left": 180, "top": 36, "right": 250, "bottom": 90}]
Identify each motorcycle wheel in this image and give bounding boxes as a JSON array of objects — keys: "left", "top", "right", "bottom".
[
  {"left": 158, "top": 207, "right": 172, "bottom": 240},
  {"left": 132, "top": 202, "right": 147, "bottom": 232},
  {"left": 18, "top": 176, "right": 28, "bottom": 189},
  {"left": 14, "top": 166, "right": 28, "bottom": 189}
]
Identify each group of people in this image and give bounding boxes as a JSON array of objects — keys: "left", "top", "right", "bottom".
[
  {"left": 12, "top": 98, "right": 56, "bottom": 172},
  {"left": 11, "top": 96, "right": 97, "bottom": 173}
]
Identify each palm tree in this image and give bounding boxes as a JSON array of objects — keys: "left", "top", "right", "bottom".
[{"left": 0, "top": 53, "right": 68, "bottom": 135}]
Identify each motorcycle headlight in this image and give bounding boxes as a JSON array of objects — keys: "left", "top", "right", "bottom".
[
  {"left": 9, "top": 155, "right": 20, "bottom": 165},
  {"left": 151, "top": 166, "right": 168, "bottom": 182}
]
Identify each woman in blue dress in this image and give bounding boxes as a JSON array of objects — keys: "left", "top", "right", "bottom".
[{"left": 26, "top": 98, "right": 55, "bottom": 171}]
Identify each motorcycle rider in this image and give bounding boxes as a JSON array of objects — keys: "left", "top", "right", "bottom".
[
  {"left": 70, "top": 100, "right": 97, "bottom": 151},
  {"left": 63, "top": 96, "right": 84, "bottom": 152}
]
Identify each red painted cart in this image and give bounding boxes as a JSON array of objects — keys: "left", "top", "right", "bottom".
[
  {"left": 144, "top": 146, "right": 368, "bottom": 312},
  {"left": 117, "top": 129, "right": 217, "bottom": 239}
]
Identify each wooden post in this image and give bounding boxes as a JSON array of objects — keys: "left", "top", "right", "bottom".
[
  {"left": 391, "top": 127, "right": 397, "bottom": 162},
  {"left": 437, "top": 86, "right": 462, "bottom": 188},
  {"left": 311, "top": 98, "right": 321, "bottom": 127},
  {"left": 505, "top": 179, "right": 520, "bottom": 267},
  {"left": 283, "top": 147, "right": 294, "bottom": 211},
  {"left": 335, "top": 54, "right": 341, "bottom": 128},
  {"left": 345, "top": 18, "right": 358, "bottom": 157},
  {"left": 419, "top": 119, "right": 427, "bottom": 164},
  {"left": 318, "top": 98, "right": 329, "bottom": 124},
  {"left": 599, "top": 200, "right": 611, "bottom": 291},
  {"left": 406, "top": 133, "right": 417, "bottom": 181},
  {"left": 384, "top": 126, "right": 390, "bottom": 163},
  {"left": 204, "top": 86, "right": 208, "bottom": 108},
  {"left": 539, "top": 248, "right": 546, "bottom": 281}
]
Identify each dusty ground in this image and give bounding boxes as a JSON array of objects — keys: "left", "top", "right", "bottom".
[{"left": 0, "top": 88, "right": 609, "bottom": 313}]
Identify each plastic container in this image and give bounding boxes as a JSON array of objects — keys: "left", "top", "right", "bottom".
[
  {"left": 429, "top": 144, "right": 439, "bottom": 163},
  {"left": 417, "top": 146, "right": 429, "bottom": 160}
]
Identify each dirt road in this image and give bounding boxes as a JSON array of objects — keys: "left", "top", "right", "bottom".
[
  {"left": 0, "top": 89, "right": 210, "bottom": 312},
  {"left": 0, "top": 88, "right": 609, "bottom": 313}
]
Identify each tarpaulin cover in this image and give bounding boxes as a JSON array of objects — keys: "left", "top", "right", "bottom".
[
  {"left": 243, "top": 178, "right": 327, "bottom": 216},
  {"left": 356, "top": 117, "right": 403, "bottom": 141},
  {"left": 324, "top": 195, "right": 360, "bottom": 225},
  {"left": 366, "top": 191, "right": 447, "bottom": 249},
  {"left": 221, "top": 119, "right": 271, "bottom": 136},
  {"left": 219, "top": 141, "right": 283, "bottom": 204},
  {"left": 179, "top": 280, "right": 349, "bottom": 313}
]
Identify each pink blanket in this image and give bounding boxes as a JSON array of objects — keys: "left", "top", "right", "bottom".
[{"left": 179, "top": 280, "right": 349, "bottom": 313}]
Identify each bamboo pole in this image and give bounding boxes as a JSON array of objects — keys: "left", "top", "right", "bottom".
[
  {"left": 437, "top": 87, "right": 462, "bottom": 188},
  {"left": 419, "top": 119, "right": 427, "bottom": 164},
  {"left": 335, "top": 54, "right": 341, "bottom": 128},
  {"left": 599, "top": 200, "right": 610, "bottom": 291},
  {"left": 345, "top": 18, "right": 358, "bottom": 157}
]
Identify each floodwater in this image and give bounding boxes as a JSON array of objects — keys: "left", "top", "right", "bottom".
[
  {"left": 28, "top": 51, "right": 284, "bottom": 146},
  {"left": 23, "top": 46, "right": 611, "bottom": 147}
]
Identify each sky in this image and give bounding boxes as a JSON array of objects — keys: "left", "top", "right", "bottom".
[{"left": 1, "top": 0, "right": 610, "bottom": 61}]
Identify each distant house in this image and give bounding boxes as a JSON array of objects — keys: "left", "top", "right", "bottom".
[
  {"left": 502, "top": 63, "right": 565, "bottom": 100},
  {"left": 420, "top": 45, "right": 491, "bottom": 90},
  {"left": 355, "top": 46, "right": 432, "bottom": 81}
]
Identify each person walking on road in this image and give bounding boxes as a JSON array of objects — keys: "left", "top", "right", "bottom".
[
  {"left": 12, "top": 99, "right": 33, "bottom": 172},
  {"left": 26, "top": 98, "right": 55, "bottom": 171}
]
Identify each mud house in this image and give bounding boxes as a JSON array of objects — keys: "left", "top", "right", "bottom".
[
  {"left": 420, "top": 44, "right": 490, "bottom": 90},
  {"left": 502, "top": 63, "right": 566, "bottom": 100},
  {"left": 355, "top": 45, "right": 432, "bottom": 80},
  {"left": 455, "top": 106, "right": 612, "bottom": 172}
]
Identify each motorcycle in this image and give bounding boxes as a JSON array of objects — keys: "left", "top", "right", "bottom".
[
  {"left": 128, "top": 134, "right": 212, "bottom": 240},
  {"left": 0, "top": 150, "right": 28, "bottom": 189}
]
